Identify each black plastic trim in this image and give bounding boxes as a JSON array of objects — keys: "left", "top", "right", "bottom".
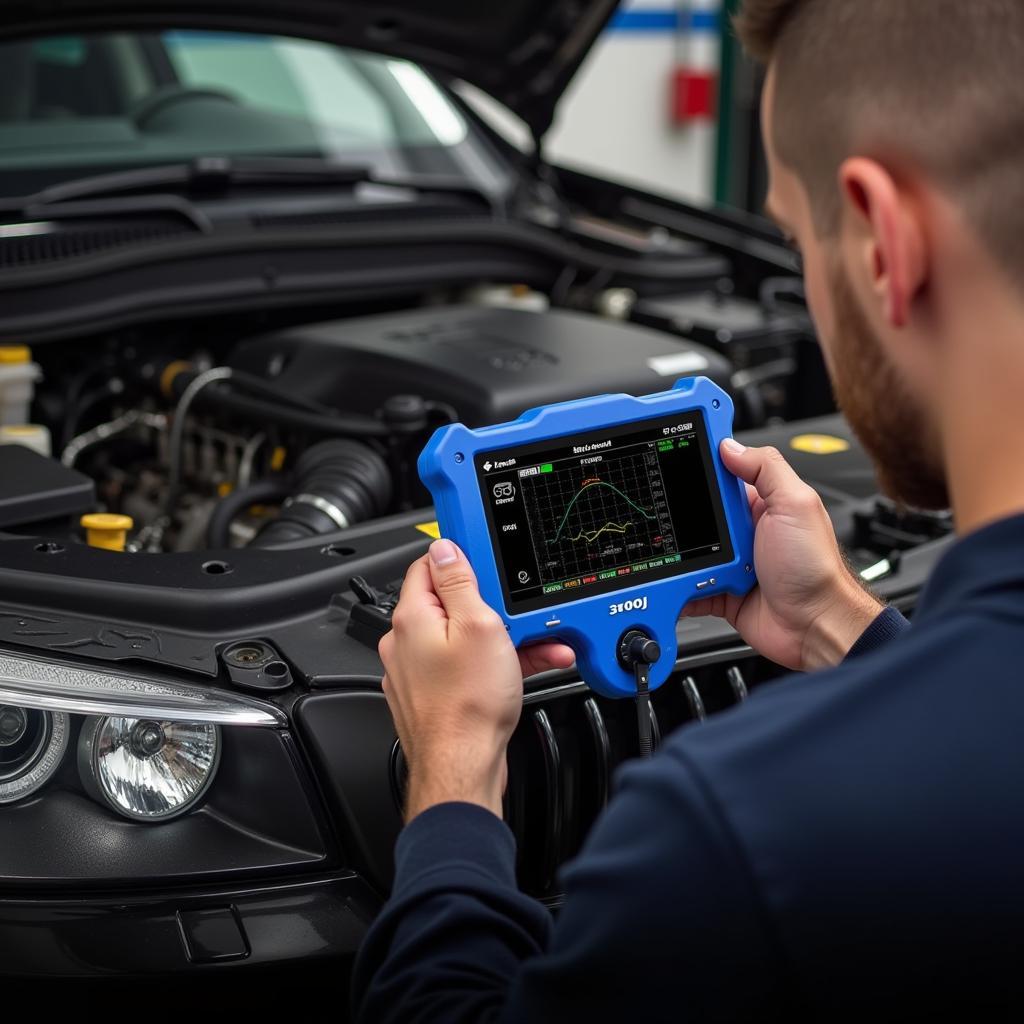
[
  {"left": 293, "top": 690, "right": 400, "bottom": 892},
  {"left": 582, "top": 697, "right": 610, "bottom": 811},
  {"left": 0, "top": 872, "right": 378, "bottom": 977},
  {"left": 726, "top": 665, "right": 749, "bottom": 701},
  {"left": 0, "top": 218, "right": 729, "bottom": 343},
  {"left": 680, "top": 675, "right": 707, "bottom": 722},
  {"left": 532, "top": 708, "right": 563, "bottom": 893},
  {"left": 648, "top": 699, "right": 662, "bottom": 750}
]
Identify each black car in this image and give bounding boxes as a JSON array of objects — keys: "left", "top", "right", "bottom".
[{"left": 0, "top": 0, "right": 952, "bottom": 993}]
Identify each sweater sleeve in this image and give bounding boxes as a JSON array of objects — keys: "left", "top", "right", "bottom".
[
  {"left": 350, "top": 801, "right": 552, "bottom": 1024},
  {"left": 845, "top": 606, "right": 911, "bottom": 661}
]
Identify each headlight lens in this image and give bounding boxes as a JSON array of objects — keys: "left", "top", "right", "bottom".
[
  {"left": 0, "top": 705, "right": 68, "bottom": 804},
  {"left": 79, "top": 716, "right": 220, "bottom": 821},
  {"left": 0, "top": 651, "right": 283, "bottom": 727}
]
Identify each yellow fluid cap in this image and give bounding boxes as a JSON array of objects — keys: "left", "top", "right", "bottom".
[
  {"left": 0, "top": 346, "right": 31, "bottom": 365},
  {"left": 160, "top": 360, "right": 193, "bottom": 399},
  {"left": 790, "top": 434, "right": 851, "bottom": 456},
  {"left": 81, "top": 513, "right": 134, "bottom": 552}
]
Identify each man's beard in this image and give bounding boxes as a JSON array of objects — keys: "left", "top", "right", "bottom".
[{"left": 828, "top": 263, "right": 950, "bottom": 511}]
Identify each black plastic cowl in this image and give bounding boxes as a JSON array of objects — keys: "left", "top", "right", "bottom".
[{"left": 252, "top": 440, "right": 392, "bottom": 547}]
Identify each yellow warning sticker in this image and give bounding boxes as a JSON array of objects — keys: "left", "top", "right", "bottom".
[
  {"left": 790, "top": 434, "right": 851, "bottom": 456},
  {"left": 415, "top": 521, "right": 441, "bottom": 539}
]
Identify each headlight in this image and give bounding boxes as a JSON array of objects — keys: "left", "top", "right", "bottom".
[
  {"left": 0, "top": 705, "right": 68, "bottom": 804},
  {"left": 78, "top": 716, "right": 221, "bottom": 822},
  {"left": 0, "top": 649, "right": 282, "bottom": 815}
]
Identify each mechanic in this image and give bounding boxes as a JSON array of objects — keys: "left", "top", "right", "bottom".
[{"left": 353, "top": 1, "right": 1024, "bottom": 1019}]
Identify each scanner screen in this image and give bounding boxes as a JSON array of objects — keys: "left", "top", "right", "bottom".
[{"left": 476, "top": 409, "right": 733, "bottom": 614}]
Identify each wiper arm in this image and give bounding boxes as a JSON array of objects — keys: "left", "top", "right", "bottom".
[
  {"left": 3, "top": 156, "right": 501, "bottom": 219},
  {"left": 25, "top": 157, "right": 375, "bottom": 207}
]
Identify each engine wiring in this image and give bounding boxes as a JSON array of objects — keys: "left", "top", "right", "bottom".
[
  {"left": 164, "top": 366, "right": 236, "bottom": 519},
  {"left": 62, "top": 409, "right": 168, "bottom": 468}
]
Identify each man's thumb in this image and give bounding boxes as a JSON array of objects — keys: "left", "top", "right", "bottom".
[
  {"left": 720, "top": 438, "right": 798, "bottom": 503},
  {"left": 427, "top": 539, "right": 485, "bottom": 621}
]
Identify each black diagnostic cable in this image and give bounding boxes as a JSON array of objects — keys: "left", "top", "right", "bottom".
[{"left": 618, "top": 630, "right": 662, "bottom": 759}]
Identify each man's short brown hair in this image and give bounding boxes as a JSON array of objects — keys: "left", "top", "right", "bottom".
[{"left": 734, "top": 0, "right": 1024, "bottom": 279}]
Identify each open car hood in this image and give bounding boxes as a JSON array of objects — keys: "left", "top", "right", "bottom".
[{"left": 0, "top": 0, "right": 621, "bottom": 138}]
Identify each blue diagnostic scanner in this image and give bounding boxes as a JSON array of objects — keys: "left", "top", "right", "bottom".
[{"left": 417, "top": 377, "right": 756, "bottom": 701}]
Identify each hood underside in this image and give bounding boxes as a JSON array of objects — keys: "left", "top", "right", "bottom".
[{"left": 0, "top": 0, "right": 621, "bottom": 138}]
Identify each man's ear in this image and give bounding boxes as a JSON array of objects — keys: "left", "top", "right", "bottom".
[{"left": 838, "top": 158, "right": 927, "bottom": 328}]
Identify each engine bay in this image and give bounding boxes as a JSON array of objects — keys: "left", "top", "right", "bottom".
[
  {"left": 0, "top": 287, "right": 801, "bottom": 554},
  {"left": 0, "top": 279, "right": 955, "bottom": 579}
]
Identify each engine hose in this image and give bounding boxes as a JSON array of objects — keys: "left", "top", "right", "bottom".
[
  {"left": 251, "top": 440, "right": 393, "bottom": 547},
  {"left": 206, "top": 477, "right": 291, "bottom": 549},
  {"left": 161, "top": 363, "right": 390, "bottom": 439}
]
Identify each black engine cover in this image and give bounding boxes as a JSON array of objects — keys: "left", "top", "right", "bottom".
[{"left": 231, "top": 305, "right": 732, "bottom": 427}]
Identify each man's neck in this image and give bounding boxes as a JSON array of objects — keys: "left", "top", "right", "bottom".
[{"left": 940, "top": 284, "right": 1024, "bottom": 537}]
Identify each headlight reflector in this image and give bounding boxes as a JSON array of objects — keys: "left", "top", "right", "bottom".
[
  {"left": 79, "top": 716, "right": 220, "bottom": 821},
  {"left": 0, "top": 706, "right": 68, "bottom": 804}
]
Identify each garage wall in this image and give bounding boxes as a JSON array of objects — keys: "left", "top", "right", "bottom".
[{"left": 545, "top": 0, "right": 722, "bottom": 206}]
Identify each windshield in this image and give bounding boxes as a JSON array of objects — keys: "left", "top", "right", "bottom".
[{"left": 0, "top": 31, "right": 504, "bottom": 197}]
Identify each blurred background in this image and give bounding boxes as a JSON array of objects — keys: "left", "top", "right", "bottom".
[{"left": 550, "top": 0, "right": 765, "bottom": 211}]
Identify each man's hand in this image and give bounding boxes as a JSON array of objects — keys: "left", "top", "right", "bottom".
[
  {"left": 683, "top": 439, "right": 883, "bottom": 671},
  {"left": 379, "top": 539, "right": 576, "bottom": 822}
]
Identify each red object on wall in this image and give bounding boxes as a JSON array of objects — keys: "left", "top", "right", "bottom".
[{"left": 671, "top": 68, "right": 717, "bottom": 122}]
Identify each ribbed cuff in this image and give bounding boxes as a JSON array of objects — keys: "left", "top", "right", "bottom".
[
  {"left": 393, "top": 802, "right": 518, "bottom": 896},
  {"left": 845, "top": 606, "right": 911, "bottom": 661}
]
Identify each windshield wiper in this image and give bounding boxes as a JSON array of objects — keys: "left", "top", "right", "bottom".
[{"left": 1, "top": 156, "right": 502, "bottom": 220}]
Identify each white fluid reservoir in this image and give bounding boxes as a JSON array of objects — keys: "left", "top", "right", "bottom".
[{"left": 0, "top": 346, "right": 42, "bottom": 427}]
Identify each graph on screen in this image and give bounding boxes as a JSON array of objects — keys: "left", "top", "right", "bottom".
[{"left": 520, "top": 450, "right": 680, "bottom": 585}]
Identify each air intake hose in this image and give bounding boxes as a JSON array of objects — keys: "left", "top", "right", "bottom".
[{"left": 251, "top": 440, "right": 392, "bottom": 547}]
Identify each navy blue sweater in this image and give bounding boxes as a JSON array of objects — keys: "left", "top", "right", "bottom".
[{"left": 353, "top": 514, "right": 1024, "bottom": 1021}]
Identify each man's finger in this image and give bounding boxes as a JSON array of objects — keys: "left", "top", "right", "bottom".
[
  {"left": 683, "top": 594, "right": 730, "bottom": 619},
  {"left": 682, "top": 597, "right": 717, "bottom": 618},
  {"left": 745, "top": 483, "right": 769, "bottom": 526},
  {"left": 393, "top": 555, "right": 445, "bottom": 628},
  {"left": 721, "top": 439, "right": 804, "bottom": 505},
  {"left": 426, "top": 539, "right": 492, "bottom": 627},
  {"left": 683, "top": 591, "right": 743, "bottom": 628},
  {"left": 519, "top": 643, "right": 576, "bottom": 679}
]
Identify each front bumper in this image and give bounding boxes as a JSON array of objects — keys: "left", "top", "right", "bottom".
[{"left": 0, "top": 873, "right": 379, "bottom": 978}]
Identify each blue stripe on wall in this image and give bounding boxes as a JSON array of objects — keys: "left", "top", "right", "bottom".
[
  {"left": 609, "top": 9, "right": 720, "bottom": 33},
  {"left": 164, "top": 15, "right": 717, "bottom": 46}
]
